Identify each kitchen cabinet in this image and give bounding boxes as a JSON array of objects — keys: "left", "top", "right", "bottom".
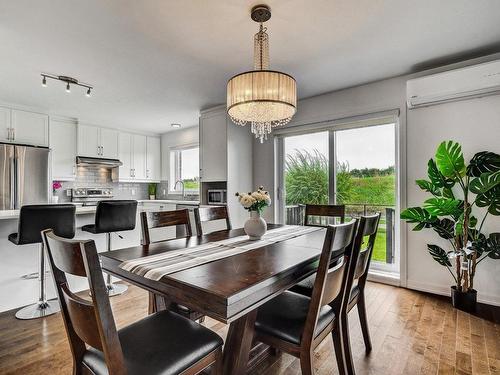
[
  {"left": 118, "top": 133, "right": 150, "bottom": 181},
  {"left": 132, "top": 134, "right": 147, "bottom": 180},
  {"left": 199, "top": 105, "right": 253, "bottom": 228},
  {"left": 199, "top": 109, "right": 227, "bottom": 182},
  {"left": 146, "top": 136, "right": 161, "bottom": 181},
  {"left": 0, "top": 107, "right": 11, "bottom": 142},
  {"left": 50, "top": 119, "right": 77, "bottom": 181},
  {"left": 119, "top": 132, "right": 133, "bottom": 179},
  {"left": 100, "top": 128, "right": 119, "bottom": 159},
  {"left": 77, "top": 124, "right": 119, "bottom": 159},
  {"left": 11, "top": 110, "right": 49, "bottom": 146},
  {"left": 0, "top": 107, "right": 48, "bottom": 146}
]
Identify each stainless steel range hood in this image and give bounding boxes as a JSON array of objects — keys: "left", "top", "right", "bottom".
[{"left": 76, "top": 156, "right": 123, "bottom": 167}]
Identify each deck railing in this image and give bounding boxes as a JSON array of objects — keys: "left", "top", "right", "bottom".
[{"left": 285, "top": 203, "right": 396, "bottom": 264}]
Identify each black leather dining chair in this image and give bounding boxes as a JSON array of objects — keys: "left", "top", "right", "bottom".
[
  {"left": 9, "top": 204, "right": 75, "bottom": 319},
  {"left": 42, "top": 229, "right": 223, "bottom": 375},
  {"left": 82, "top": 200, "right": 138, "bottom": 296}
]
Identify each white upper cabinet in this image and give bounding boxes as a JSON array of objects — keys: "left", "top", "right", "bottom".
[
  {"left": 100, "top": 128, "right": 119, "bottom": 159},
  {"left": 119, "top": 132, "right": 133, "bottom": 179},
  {"left": 50, "top": 120, "right": 77, "bottom": 181},
  {"left": 0, "top": 108, "right": 49, "bottom": 146},
  {"left": 77, "top": 125, "right": 100, "bottom": 157},
  {"left": 118, "top": 133, "right": 157, "bottom": 182},
  {"left": 146, "top": 136, "right": 161, "bottom": 181},
  {"left": 77, "top": 124, "right": 119, "bottom": 158},
  {"left": 0, "top": 107, "right": 11, "bottom": 142},
  {"left": 199, "top": 110, "right": 227, "bottom": 182},
  {"left": 132, "top": 134, "right": 147, "bottom": 180}
]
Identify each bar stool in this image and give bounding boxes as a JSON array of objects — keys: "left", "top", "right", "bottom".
[
  {"left": 82, "top": 200, "right": 137, "bottom": 297},
  {"left": 8, "top": 204, "right": 76, "bottom": 320}
]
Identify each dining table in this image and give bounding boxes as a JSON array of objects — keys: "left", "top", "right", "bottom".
[{"left": 100, "top": 224, "right": 327, "bottom": 375}]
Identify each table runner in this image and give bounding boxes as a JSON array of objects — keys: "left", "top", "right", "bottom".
[{"left": 119, "top": 225, "right": 322, "bottom": 281}]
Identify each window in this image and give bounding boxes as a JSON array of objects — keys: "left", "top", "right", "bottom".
[{"left": 169, "top": 145, "right": 199, "bottom": 193}]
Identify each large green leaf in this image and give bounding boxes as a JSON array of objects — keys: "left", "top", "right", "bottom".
[
  {"left": 471, "top": 231, "right": 487, "bottom": 256},
  {"left": 427, "top": 244, "right": 452, "bottom": 267},
  {"left": 416, "top": 179, "right": 441, "bottom": 196},
  {"left": 435, "top": 141, "right": 466, "bottom": 179},
  {"left": 475, "top": 185, "right": 500, "bottom": 215},
  {"left": 467, "top": 151, "right": 500, "bottom": 177},
  {"left": 431, "top": 218, "right": 455, "bottom": 239},
  {"left": 470, "top": 171, "right": 500, "bottom": 195},
  {"left": 427, "top": 159, "right": 455, "bottom": 188},
  {"left": 424, "top": 198, "right": 461, "bottom": 216},
  {"left": 487, "top": 233, "right": 500, "bottom": 259},
  {"left": 401, "top": 207, "right": 437, "bottom": 230}
]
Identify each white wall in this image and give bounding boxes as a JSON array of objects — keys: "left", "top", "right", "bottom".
[
  {"left": 253, "top": 55, "right": 500, "bottom": 305},
  {"left": 160, "top": 126, "right": 199, "bottom": 183}
]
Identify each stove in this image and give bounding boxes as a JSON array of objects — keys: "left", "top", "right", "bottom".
[{"left": 71, "top": 188, "right": 114, "bottom": 206}]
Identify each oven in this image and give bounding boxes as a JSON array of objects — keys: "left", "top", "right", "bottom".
[
  {"left": 71, "top": 188, "right": 114, "bottom": 206},
  {"left": 207, "top": 189, "right": 227, "bottom": 205}
]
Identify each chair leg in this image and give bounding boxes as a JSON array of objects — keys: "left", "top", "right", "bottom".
[
  {"left": 104, "top": 233, "right": 127, "bottom": 297},
  {"left": 15, "top": 242, "right": 60, "bottom": 320},
  {"left": 211, "top": 348, "right": 223, "bottom": 375},
  {"left": 332, "top": 326, "right": 346, "bottom": 375},
  {"left": 148, "top": 292, "right": 157, "bottom": 314},
  {"left": 299, "top": 351, "right": 315, "bottom": 375},
  {"left": 341, "top": 313, "right": 356, "bottom": 375},
  {"left": 357, "top": 294, "right": 372, "bottom": 353}
]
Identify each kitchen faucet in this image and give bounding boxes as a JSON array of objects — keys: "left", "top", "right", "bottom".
[{"left": 174, "top": 180, "right": 185, "bottom": 198}]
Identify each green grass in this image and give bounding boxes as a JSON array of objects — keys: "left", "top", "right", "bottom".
[
  {"left": 371, "top": 227, "right": 387, "bottom": 262},
  {"left": 349, "top": 175, "right": 395, "bottom": 206}
]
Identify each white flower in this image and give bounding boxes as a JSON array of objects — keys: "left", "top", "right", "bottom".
[{"left": 240, "top": 194, "right": 255, "bottom": 208}]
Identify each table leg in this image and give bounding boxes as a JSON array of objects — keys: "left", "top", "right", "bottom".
[{"left": 222, "top": 309, "right": 257, "bottom": 375}]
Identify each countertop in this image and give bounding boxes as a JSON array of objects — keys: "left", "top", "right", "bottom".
[{"left": 0, "top": 199, "right": 201, "bottom": 220}]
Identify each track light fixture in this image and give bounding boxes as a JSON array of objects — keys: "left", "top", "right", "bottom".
[{"left": 41, "top": 73, "right": 93, "bottom": 97}]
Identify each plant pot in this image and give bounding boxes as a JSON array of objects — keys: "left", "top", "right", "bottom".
[
  {"left": 149, "top": 195, "right": 156, "bottom": 200},
  {"left": 52, "top": 195, "right": 59, "bottom": 204},
  {"left": 244, "top": 211, "right": 267, "bottom": 240},
  {"left": 451, "top": 286, "right": 477, "bottom": 312}
]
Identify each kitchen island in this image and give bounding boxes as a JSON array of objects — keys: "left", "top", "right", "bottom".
[{"left": 0, "top": 199, "right": 204, "bottom": 313}]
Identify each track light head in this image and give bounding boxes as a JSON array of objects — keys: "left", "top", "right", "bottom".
[
  {"left": 86, "top": 87, "right": 91, "bottom": 97},
  {"left": 66, "top": 82, "right": 71, "bottom": 93},
  {"left": 42, "top": 76, "right": 47, "bottom": 87}
]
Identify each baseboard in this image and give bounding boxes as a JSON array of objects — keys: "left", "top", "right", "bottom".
[
  {"left": 406, "top": 279, "right": 500, "bottom": 307},
  {"left": 367, "top": 270, "right": 401, "bottom": 287}
]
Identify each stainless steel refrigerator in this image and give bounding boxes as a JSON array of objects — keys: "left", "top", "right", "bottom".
[{"left": 0, "top": 144, "right": 49, "bottom": 210}]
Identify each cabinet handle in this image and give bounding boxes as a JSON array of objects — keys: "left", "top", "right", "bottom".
[
  {"left": 12, "top": 128, "right": 15, "bottom": 141},
  {"left": 101, "top": 145, "right": 104, "bottom": 155},
  {"left": 146, "top": 170, "right": 150, "bottom": 178},
  {"left": 73, "top": 165, "right": 76, "bottom": 176},
  {"left": 7, "top": 128, "right": 10, "bottom": 141}
]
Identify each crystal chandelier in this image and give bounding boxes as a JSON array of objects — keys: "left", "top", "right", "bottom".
[{"left": 227, "top": 5, "right": 297, "bottom": 143}]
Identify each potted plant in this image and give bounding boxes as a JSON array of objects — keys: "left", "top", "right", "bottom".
[
  {"left": 148, "top": 183, "right": 157, "bottom": 200},
  {"left": 236, "top": 186, "right": 272, "bottom": 240},
  {"left": 401, "top": 141, "right": 499, "bottom": 312},
  {"left": 52, "top": 181, "right": 62, "bottom": 203}
]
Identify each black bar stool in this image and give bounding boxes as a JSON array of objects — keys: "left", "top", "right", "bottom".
[
  {"left": 82, "top": 200, "right": 137, "bottom": 296},
  {"left": 9, "top": 204, "right": 76, "bottom": 320}
]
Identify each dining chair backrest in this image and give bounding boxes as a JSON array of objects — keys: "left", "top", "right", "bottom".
[
  {"left": 304, "top": 204, "right": 345, "bottom": 227},
  {"left": 194, "top": 206, "right": 231, "bottom": 235},
  {"left": 302, "top": 220, "right": 357, "bottom": 344},
  {"left": 141, "top": 209, "right": 192, "bottom": 245},
  {"left": 42, "top": 229, "right": 126, "bottom": 373},
  {"left": 352, "top": 213, "right": 381, "bottom": 283}
]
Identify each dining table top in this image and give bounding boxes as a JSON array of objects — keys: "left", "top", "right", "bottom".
[{"left": 100, "top": 224, "right": 327, "bottom": 323}]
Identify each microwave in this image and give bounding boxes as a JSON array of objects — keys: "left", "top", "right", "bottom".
[{"left": 207, "top": 189, "right": 227, "bottom": 205}]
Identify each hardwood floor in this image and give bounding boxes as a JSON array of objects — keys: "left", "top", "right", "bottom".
[{"left": 0, "top": 282, "right": 498, "bottom": 375}]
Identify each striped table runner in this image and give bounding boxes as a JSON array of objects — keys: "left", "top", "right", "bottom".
[{"left": 119, "top": 225, "right": 322, "bottom": 281}]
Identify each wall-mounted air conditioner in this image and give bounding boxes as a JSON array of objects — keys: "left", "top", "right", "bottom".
[{"left": 407, "top": 59, "right": 500, "bottom": 109}]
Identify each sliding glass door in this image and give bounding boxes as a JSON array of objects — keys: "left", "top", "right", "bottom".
[{"left": 279, "top": 120, "right": 399, "bottom": 273}]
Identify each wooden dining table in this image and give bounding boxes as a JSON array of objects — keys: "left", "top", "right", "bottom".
[{"left": 100, "top": 224, "right": 327, "bottom": 375}]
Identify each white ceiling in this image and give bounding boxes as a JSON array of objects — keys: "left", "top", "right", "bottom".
[{"left": 1, "top": 0, "right": 500, "bottom": 134}]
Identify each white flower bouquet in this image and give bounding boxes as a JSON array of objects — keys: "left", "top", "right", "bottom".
[{"left": 235, "top": 186, "right": 271, "bottom": 214}]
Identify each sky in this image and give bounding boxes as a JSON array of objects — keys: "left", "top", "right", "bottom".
[{"left": 284, "top": 123, "right": 395, "bottom": 170}]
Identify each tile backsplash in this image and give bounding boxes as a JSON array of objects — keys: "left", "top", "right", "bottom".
[{"left": 52, "top": 166, "right": 150, "bottom": 202}]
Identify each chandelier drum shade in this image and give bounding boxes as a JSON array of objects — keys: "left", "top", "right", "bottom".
[{"left": 227, "top": 5, "right": 297, "bottom": 142}]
